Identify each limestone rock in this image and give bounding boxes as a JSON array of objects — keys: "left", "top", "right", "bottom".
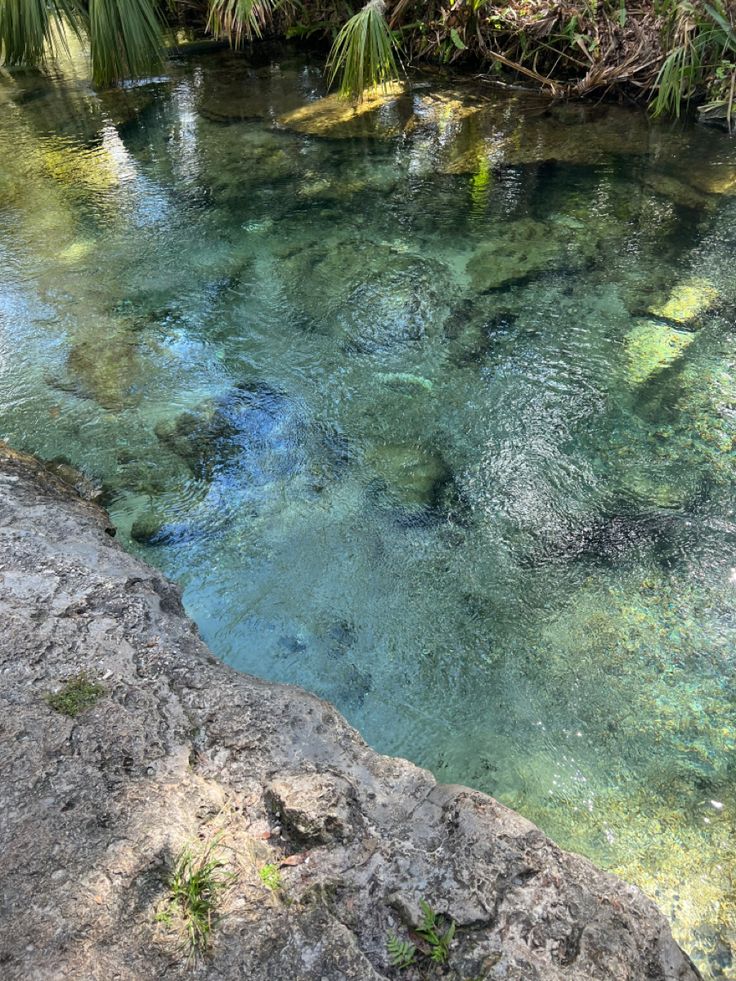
[
  {"left": 625, "top": 278, "right": 719, "bottom": 384},
  {"left": 0, "top": 441, "right": 701, "bottom": 981},
  {"left": 266, "top": 771, "right": 358, "bottom": 844},
  {"left": 278, "top": 83, "right": 407, "bottom": 138},
  {"left": 466, "top": 218, "right": 562, "bottom": 291}
]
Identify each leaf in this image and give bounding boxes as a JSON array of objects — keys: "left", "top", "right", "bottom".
[
  {"left": 207, "top": 0, "right": 281, "bottom": 46},
  {"left": 450, "top": 27, "right": 466, "bottom": 50},
  {"left": 386, "top": 932, "right": 416, "bottom": 968},
  {"left": 326, "top": 0, "right": 402, "bottom": 100},
  {"left": 279, "top": 852, "right": 307, "bottom": 866},
  {"left": 0, "top": 0, "right": 85, "bottom": 66},
  {"left": 88, "top": 0, "right": 164, "bottom": 85}
]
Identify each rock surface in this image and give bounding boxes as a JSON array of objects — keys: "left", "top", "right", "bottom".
[{"left": 0, "top": 443, "right": 701, "bottom": 980}]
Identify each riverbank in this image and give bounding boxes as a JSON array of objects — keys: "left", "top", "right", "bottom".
[
  {"left": 0, "top": 442, "right": 702, "bottom": 979},
  {"left": 3, "top": 1, "right": 736, "bottom": 125}
]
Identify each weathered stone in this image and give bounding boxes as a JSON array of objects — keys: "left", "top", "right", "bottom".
[
  {"left": 266, "top": 771, "right": 358, "bottom": 844},
  {"left": 0, "top": 441, "right": 701, "bottom": 981},
  {"left": 44, "top": 456, "right": 103, "bottom": 502}
]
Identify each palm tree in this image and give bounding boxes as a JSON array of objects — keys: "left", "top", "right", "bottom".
[
  {"left": 0, "top": 0, "right": 403, "bottom": 96},
  {"left": 2, "top": 0, "right": 734, "bottom": 126}
]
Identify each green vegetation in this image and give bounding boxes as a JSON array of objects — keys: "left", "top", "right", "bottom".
[
  {"left": 417, "top": 899, "right": 456, "bottom": 964},
  {"left": 258, "top": 862, "right": 282, "bottom": 890},
  {"left": 653, "top": 1, "right": 736, "bottom": 127},
  {"left": 326, "top": 0, "right": 400, "bottom": 100},
  {"left": 1, "top": 0, "right": 735, "bottom": 123},
  {"left": 207, "top": 0, "right": 280, "bottom": 45},
  {"left": 386, "top": 931, "right": 416, "bottom": 969},
  {"left": 386, "top": 900, "right": 456, "bottom": 970},
  {"left": 157, "top": 836, "right": 235, "bottom": 958},
  {"left": 45, "top": 673, "right": 105, "bottom": 717}
]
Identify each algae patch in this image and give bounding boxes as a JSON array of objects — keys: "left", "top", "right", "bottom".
[
  {"left": 625, "top": 279, "right": 719, "bottom": 384},
  {"left": 648, "top": 278, "right": 718, "bottom": 324}
]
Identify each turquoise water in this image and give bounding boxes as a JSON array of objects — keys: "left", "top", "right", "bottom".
[{"left": 2, "top": 43, "right": 736, "bottom": 975}]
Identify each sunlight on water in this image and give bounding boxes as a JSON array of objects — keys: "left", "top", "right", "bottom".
[{"left": 2, "top": 43, "right": 736, "bottom": 977}]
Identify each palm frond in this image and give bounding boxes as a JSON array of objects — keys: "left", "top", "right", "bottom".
[
  {"left": 0, "top": 0, "right": 84, "bottom": 66},
  {"left": 326, "top": 0, "right": 402, "bottom": 101},
  {"left": 88, "top": 0, "right": 164, "bottom": 86},
  {"left": 207, "top": 0, "right": 280, "bottom": 45}
]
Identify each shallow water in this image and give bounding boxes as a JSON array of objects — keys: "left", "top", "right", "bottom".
[{"left": 2, "top": 42, "right": 736, "bottom": 975}]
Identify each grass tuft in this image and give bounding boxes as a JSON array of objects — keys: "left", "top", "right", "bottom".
[
  {"left": 45, "top": 673, "right": 105, "bottom": 717},
  {"left": 157, "top": 835, "right": 235, "bottom": 959}
]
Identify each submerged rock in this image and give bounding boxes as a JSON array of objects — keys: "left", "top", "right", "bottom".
[
  {"left": 642, "top": 171, "right": 717, "bottom": 212},
  {"left": 366, "top": 442, "right": 451, "bottom": 510},
  {"left": 519, "top": 504, "right": 695, "bottom": 571},
  {"left": 648, "top": 278, "right": 718, "bottom": 325},
  {"left": 154, "top": 381, "right": 298, "bottom": 482},
  {"left": 441, "top": 97, "right": 668, "bottom": 175},
  {"left": 465, "top": 218, "right": 564, "bottom": 291},
  {"left": 130, "top": 510, "right": 167, "bottom": 545},
  {"left": 198, "top": 67, "right": 314, "bottom": 125},
  {"left": 278, "top": 83, "right": 407, "bottom": 139},
  {"left": 625, "top": 278, "right": 719, "bottom": 384},
  {"left": 625, "top": 319, "right": 695, "bottom": 386},
  {"left": 64, "top": 323, "right": 145, "bottom": 412}
]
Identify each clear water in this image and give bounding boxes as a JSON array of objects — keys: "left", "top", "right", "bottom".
[{"left": 2, "top": 43, "right": 736, "bottom": 976}]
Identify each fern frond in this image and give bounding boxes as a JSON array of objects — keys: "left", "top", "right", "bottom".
[{"left": 386, "top": 931, "right": 416, "bottom": 968}]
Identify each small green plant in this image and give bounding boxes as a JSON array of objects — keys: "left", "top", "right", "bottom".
[
  {"left": 159, "top": 836, "right": 235, "bottom": 959},
  {"left": 417, "top": 900, "right": 456, "bottom": 965},
  {"left": 386, "top": 900, "right": 457, "bottom": 970},
  {"left": 386, "top": 931, "right": 416, "bottom": 968},
  {"left": 258, "top": 862, "right": 282, "bottom": 891},
  {"left": 45, "top": 673, "right": 105, "bottom": 717}
]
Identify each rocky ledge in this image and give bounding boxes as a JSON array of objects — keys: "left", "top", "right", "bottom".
[{"left": 0, "top": 444, "right": 700, "bottom": 980}]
